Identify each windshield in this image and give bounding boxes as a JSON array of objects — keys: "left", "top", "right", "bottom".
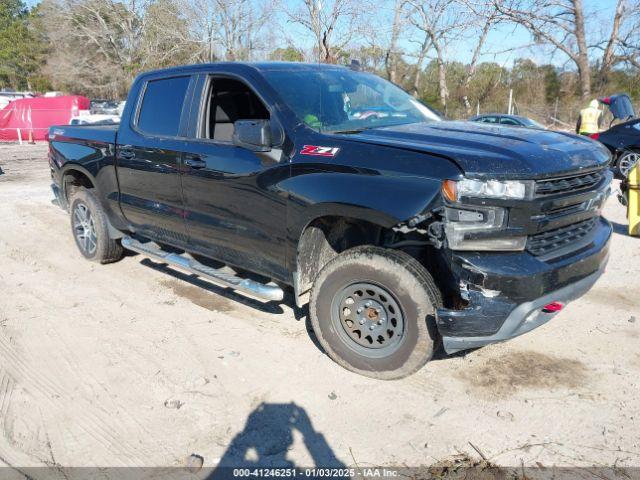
[{"left": 261, "top": 68, "right": 441, "bottom": 133}]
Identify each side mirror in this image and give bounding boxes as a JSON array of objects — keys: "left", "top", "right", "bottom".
[{"left": 233, "top": 119, "right": 272, "bottom": 152}]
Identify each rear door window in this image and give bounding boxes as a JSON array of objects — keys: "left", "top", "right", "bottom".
[
  {"left": 500, "top": 117, "right": 520, "bottom": 126},
  {"left": 137, "top": 76, "right": 191, "bottom": 137}
]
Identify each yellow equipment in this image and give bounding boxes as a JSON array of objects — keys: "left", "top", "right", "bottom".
[
  {"left": 579, "top": 99, "right": 602, "bottom": 135},
  {"left": 629, "top": 162, "right": 640, "bottom": 236}
]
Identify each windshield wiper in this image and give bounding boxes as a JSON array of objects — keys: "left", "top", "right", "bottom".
[
  {"left": 330, "top": 129, "right": 366, "bottom": 134},
  {"left": 329, "top": 126, "right": 381, "bottom": 134},
  {"left": 329, "top": 122, "right": 417, "bottom": 134}
]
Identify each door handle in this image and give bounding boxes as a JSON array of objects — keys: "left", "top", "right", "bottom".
[
  {"left": 184, "top": 155, "right": 206, "bottom": 169},
  {"left": 119, "top": 148, "right": 135, "bottom": 160}
]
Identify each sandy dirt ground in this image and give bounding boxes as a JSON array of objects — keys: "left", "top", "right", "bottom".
[{"left": 0, "top": 143, "right": 638, "bottom": 473}]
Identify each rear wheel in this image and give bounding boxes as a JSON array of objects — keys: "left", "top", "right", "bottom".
[
  {"left": 309, "top": 246, "right": 442, "bottom": 380},
  {"left": 69, "top": 188, "right": 124, "bottom": 263}
]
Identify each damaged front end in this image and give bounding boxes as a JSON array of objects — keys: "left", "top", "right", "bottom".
[
  {"left": 397, "top": 173, "right": 612, "bottom": 354},
  {"left": 433, "top": 172, "right": 612, "bottom": 353},
  {"left": 436, "top": 240, "right": 609, "bottom": 353}
]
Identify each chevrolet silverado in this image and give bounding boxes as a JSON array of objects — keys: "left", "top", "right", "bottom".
[{"left": 49, "top": 62, "right": 613, "bottom": 379}]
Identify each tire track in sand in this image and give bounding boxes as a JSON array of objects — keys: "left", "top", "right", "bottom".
[
  {"left": 0, "top": 335, "right": 153, "bottom": 466},
  {"left": 0, "top": 368, "right": 66, "bottom": 477},
  {"left": 44, "top": 326, "right": 176, "bottom": 463}
]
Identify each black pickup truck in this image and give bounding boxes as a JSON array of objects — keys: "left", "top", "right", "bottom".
[{"left": 49, "top": 62, "right": 612, "bottom": 379}]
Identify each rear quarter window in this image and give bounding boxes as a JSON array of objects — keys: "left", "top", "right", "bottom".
[{"left": 137, "top": 76, "right": 191, "bottom": 136}]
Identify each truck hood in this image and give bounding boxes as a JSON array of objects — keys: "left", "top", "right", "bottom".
[{"left": 343, "top": 121, "right": 611, "bottom": 178}]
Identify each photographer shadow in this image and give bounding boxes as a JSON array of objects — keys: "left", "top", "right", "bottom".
[{"left": 208, "top": 402, "right": 346, "bottom": 479}]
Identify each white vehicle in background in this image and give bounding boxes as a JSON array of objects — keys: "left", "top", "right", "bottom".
[
  {"left": 69, "top": 113, "right": 120, "bottom": 125},
  {"left": 89, "top": 99, "right": 121, "bottom": 115},
  {"left": 0, "top": 90, "right": 35, "bottom": 109}
]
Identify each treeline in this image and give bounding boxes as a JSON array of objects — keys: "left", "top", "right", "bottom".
[{"left": 1, "top": 0, "right": 639, "bottom": 124}]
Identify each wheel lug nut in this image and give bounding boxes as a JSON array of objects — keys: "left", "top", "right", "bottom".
[
  {"left": 377, "top": 320, "right": 383, "bottom": 325},
  {"left": 369, "top": 325, "right": 375, "bottom": 330},
  {"left": 357, "top": 307, "right": 363, "bottom": 313},
  {"left": 343, "top": 307, "right": 351, "bottom": 316},
  {"left": 365, "top": 302, "right": 371, "bottom": 307},
  {"left": 345, "top": 297, "right": 354, "bottom": 305},
  {"left": 359, "top": 319, "right": 365, "bottom": 325}
]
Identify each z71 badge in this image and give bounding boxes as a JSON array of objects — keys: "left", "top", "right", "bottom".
[{"left": 300, "top": 145, "right": 340, "bottom": 157}]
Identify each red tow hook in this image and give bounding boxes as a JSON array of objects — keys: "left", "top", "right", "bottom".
[{"left": 542, "top": 301, "right": 564, "bottom": 313}]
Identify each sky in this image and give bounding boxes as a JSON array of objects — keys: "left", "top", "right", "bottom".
[
  {"left": 389, "top": 0, "right": 622, "bottom": 68},
  {"left": 23, "top": 0, "right": 622, "bottom": 69}
]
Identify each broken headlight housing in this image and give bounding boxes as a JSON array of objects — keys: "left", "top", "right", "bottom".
[
  {"left": 444, "top": 206, "right": 526, "bottom": 251},
  {"left": 441, "top": 178, "right": 530, "bottom": 251}
]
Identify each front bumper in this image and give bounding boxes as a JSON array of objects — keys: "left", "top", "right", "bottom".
[{"left": 437, "top": 216, "right": 611, "bottom": 353}]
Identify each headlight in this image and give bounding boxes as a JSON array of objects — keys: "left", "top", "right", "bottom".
[
  {"left": 442, "top": 179, "right": 532, "bottom": 201},
  {"left": 444, "top": 206, "right": 527, "bottom": 251}
]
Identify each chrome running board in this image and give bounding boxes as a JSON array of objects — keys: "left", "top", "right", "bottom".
[{"left": 121, "top": 236, "right": 284, "bottom": 302}]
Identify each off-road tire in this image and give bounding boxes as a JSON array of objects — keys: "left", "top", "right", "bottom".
[
  {"left": 69, "top": 188, "right": 124, "bottom": 264},
  {"left": 309, "top": 246, "right": 442, "bottom": 380}
]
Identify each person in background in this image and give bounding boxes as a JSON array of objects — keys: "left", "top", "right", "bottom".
[{"left": 576, "top": 99, "right": 602, "bottom": 136}]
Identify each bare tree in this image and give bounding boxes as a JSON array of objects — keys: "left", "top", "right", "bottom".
[
  {"left": 385, "top": 0, "right": 407, "bottom": 83},
  {"left": 496, "top": 0, "right": 640, "bottom": 98},
  {"left": 406, "top": 0, "right": 464, "bottom": 109},
  {"left": 41, "top": 0, "right": 144, "bottom": 96},
  {"left": 495, "top": 0, "right": 593, "bottom": 97},
  {"left": 598, "top": 0, "right": 626, "bottom": 80},
  {"left": 616, "top": 1, "right": 640, "bottom": 69},
  {"left": 497, "top": 0, "right": 640, "bottom": 97},
  {"left": 143, "top": 0, "right": 198, "bottom": 67},
  {"left": 185, "top": 0, "right": 271, "bottom": 62},
  {"left": 452, "top": 0, "right": 503, "bottom": 113},
  {"left": 596, "top": 0, "right": 640, "bottom": 77},
  {"left": 40, "top": 0, "right": 195, "bottom": 97},
  {"left": 459, "top": 0, "right": 501, "bottom": 87},
  {"left": 282, "top": 0, "right": 366, "bottom": 63}
]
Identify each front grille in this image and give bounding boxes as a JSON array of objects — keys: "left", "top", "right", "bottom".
[
  {"left": 527, "top": 218, "right": 597, "bottom": 258},
  {"left": 535, "top": 170, "right": 605, "bottom": 196}
]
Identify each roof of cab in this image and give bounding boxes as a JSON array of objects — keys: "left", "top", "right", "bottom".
[
  {"left": 136, "top": 61, "right": 350, "bottom": 79},
  {"left": 249, "top": 62, "right": 350, "bottom": 71}
]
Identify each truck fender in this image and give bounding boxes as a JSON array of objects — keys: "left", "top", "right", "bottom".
[
  {"left": 60, "top": 164, "right": 98, "bottom": 195},
  {"left": 286, "top": 173, "right": 444, "bottom": 303},
  {"left": 59, "top": 164, "right": 123, "bottom": 239},
  {"left": 287, "top": 173, "right": 444, "bottom": 242}
]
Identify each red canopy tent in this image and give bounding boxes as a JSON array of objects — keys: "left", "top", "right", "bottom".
[{"left": 0, "top": 95, "right": 90, "bottom": 141}]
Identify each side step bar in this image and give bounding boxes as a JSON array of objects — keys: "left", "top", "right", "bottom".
[{"left": 121, "top": 237, "right": 284, "bottom": 302}]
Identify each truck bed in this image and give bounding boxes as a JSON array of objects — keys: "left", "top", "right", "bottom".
[{"left": 50, "top": 123, "right": 118, "bottom": 144}]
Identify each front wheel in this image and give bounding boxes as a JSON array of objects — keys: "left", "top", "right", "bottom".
[{"left": 309, "top": 246, "right": 442, "bottom": 380}]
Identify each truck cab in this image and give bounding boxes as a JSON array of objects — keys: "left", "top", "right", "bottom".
[{"left": 49, "top": 62, "right": 612, "bottom": 379}]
